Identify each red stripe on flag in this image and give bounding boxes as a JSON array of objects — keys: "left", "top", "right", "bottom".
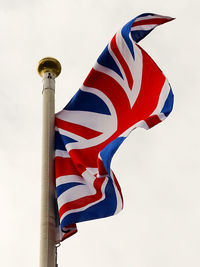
[
  {"left": 128, "top": 45, "right": 165, "bottom": 127},
  {"left": 133, "top": 18, "right": 173, "bottom": 27},
  {"left": 145, "top": 115, "right": 161, "bottom": 128},
  {"left": 110, "top": 34, "right": 133, "bottom": 90},
  {"left": 59, "top": 177, "right": 106, "bottom": 218},
  {"left": 55, "top": 157, "right": 80, "bottom": 178},
  {"left": 56, "top": 118, "right": 102, "bottom": 139}
]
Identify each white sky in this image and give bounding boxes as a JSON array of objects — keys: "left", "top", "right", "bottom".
[{"left": 0, "top": 0, "right": 199, "bottom": 266}]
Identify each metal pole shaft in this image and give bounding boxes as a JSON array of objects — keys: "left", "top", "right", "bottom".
[
  {"left": 40, "top": 72, "right": 56, "bottom": 267},
  {"left": 38, "top": 58, "right": 61, "bottom": 267}
]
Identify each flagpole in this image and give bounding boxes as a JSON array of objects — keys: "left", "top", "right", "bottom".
[{"left": 37, "top": 57, "right": 61, "bottom": 267}]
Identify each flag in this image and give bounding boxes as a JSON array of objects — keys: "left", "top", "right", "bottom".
[{"left": 55, "top": 13, "right": 174, "bottom": 241}]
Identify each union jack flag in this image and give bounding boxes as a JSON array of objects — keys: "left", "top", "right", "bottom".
[{"left": 55, "top": 13, "right": 174, "bottom": 241}]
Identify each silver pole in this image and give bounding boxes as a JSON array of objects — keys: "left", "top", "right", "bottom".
[{"left": 37, "top": 58, "right": 61, "bottom": 267}]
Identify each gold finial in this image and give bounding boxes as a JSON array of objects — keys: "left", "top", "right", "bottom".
[{"left": 37, "top": 57, "right": 61, "bottom": 77}]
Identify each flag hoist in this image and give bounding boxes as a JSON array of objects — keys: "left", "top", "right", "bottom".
[{"left": 37, "top": 58, "right": 61, "bottom": 267}]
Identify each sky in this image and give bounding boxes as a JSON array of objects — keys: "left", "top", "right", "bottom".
[{"left": 0, "top": 0, "right": 200, "bottom": 266}]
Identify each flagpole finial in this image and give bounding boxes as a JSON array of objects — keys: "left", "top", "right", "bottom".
[{"left": 37, "top": 57, "right": 61, "bottom": 78}]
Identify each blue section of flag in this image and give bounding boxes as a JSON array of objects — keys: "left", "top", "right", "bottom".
[
  {"left": 55, "top": 130, "right": 77, "bottom": 149},
  {"left": 161, "top": 88, "right": 174, "bottom": 117},
  {"left": 100, "top": 137, "right": 126, "bottom": 175},
  {"left": 97, "top": 45, "right": 123, "bottom": 79},
  {"left": 61, "top": 134, "right": 77, "bottom": 146},
  {"left": 56, "top": 182, "right": 84, "bottom": 198},
  {"left": 60, "top": 177, "right": 117, "bottom": 228},
  {"left": 131, "top": 29, "right": 153, "bottom": 43},
  {"left": 55, "top": 131, "right": 66, "bottom": 150},
  {"left": 64, "top": 89, "right": 111, "bottom": 115},
  {"left": 137, "top": 13, "right": 155, "bottom": 18},
  {"left": 121, "top": 19, "right": 135, "bottom": 59}
]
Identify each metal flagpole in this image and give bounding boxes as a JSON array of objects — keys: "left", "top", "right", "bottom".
[{"left": 37, "top": 58, "right": 61, "bottom": 267}]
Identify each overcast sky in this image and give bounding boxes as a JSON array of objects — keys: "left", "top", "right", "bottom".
[{"left": 0, "top": 0, "right": 200, "bottom": 267}]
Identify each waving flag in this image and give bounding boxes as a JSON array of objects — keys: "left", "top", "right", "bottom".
[{"left": 55, "top": 13, "right": 174, "bottom": 241}]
